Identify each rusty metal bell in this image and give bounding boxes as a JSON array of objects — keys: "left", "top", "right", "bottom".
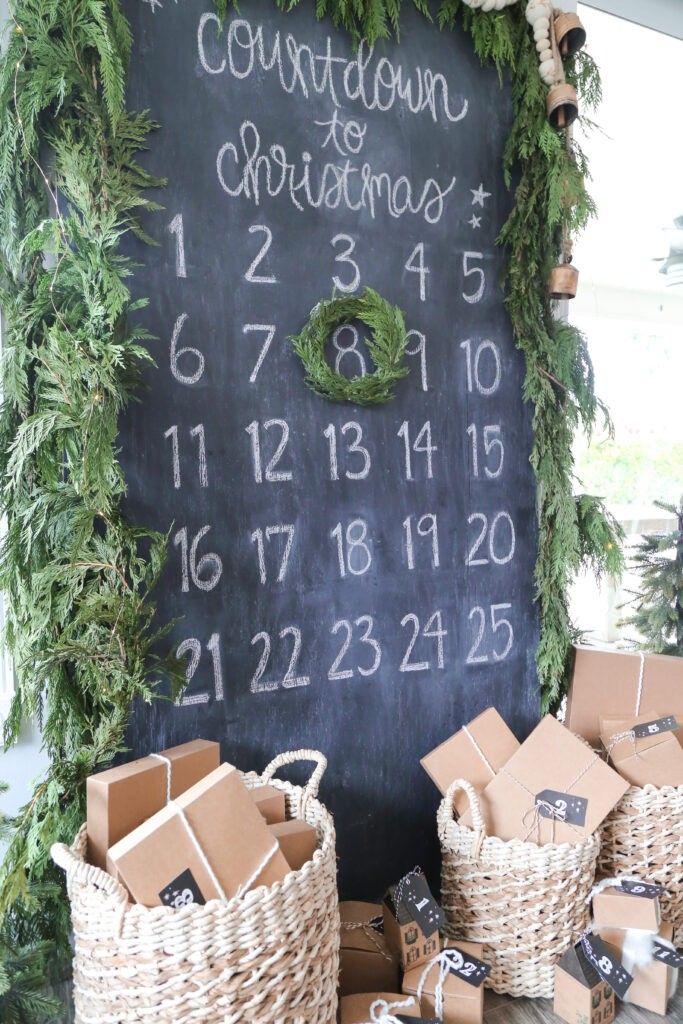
[
  {"left": 547, "top": 82, "right": 579, "bottom": 130},
  {"left": 548, "top": 262, "right": 579, "bottom": 300},
  {"left": 554, "top": 12, "right": 587, "bottom": 58}
]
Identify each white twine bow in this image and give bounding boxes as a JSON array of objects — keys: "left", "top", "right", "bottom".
[
  {"left": 150, "top": 751, "right": 173, "bottom": 803},
  {"left": 366, "top": 995, "right": 417, "bottom": 1024},
  {"left": 416, "top": 949, "right": 465, "bottom": 1018},
  {"left": 521, "top": 799, "right": 566, "bottom": 844}
]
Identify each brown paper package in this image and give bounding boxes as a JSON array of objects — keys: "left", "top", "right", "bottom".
[
  {"left": 340, "top": 992, "right": 420, "bottom": 1024},
  {"left": 592, "top": 885, "right": 661, "bottom": 932},
  {"left": 251, "top": 784, "right": 287, "bottom": 824},
  {"left": 108, "top": 763, "right": 290, "bottom": 907},
  {"left": 87, "top": 738, "right": 220, "bottom": 869},
  {"left": 339, "top": 901, "right": 400, "bottom": 997},
  {"left": 420, "top": 707, "right": 519, "bottom": 816},
  {"left": 461, "top": 715, "right": 629, "bottom": 843},
  {"left": 383, "top": 885, "right": 440, "bottom": 972},
  {"left": 553, "top": 945, "right": 615, "bottom": 1024},
  {"left": 268, "top": 819, "right": 317, "bottom": 872},
  {"left": 403, "top": 943, "right": 485, "bottom": 1024},
  {"left": 598, "top": 922, "right": 675, "bottom": 1016},
  {"left": 566, "top": 646, "right": 683, "bottom": 746},
  {"left": 599, "top": 712, "right": 683, "bottom": 788}
]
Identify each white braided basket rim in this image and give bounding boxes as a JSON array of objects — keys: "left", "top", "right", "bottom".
[
  {"left": 438, "top": 778, "right": 601, "bottom": 862},
  {"left": 52, "top": 748, "right": 335, "bottom": 925}
]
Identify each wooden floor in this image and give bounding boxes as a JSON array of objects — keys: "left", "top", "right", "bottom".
[{"left": 485, "top": 989, "right": 683, "bottom": 1023}]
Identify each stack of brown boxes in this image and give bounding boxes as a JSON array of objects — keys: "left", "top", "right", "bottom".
[
  {"left": 590, "top": 881, "right": 679, "bottom": 1016},
  {"left": 421, "top": 710, "right": 629, "bottom": 847},
  {"left": 338, "top": 868, "right": 489, "bottom": 1024},
  {"left": 86, "top": 739, "right": 318, "bottom": 909}
]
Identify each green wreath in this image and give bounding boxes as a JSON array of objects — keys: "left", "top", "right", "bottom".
[{"left": 290, "top": 288, "right": 410, "bottom": 405}]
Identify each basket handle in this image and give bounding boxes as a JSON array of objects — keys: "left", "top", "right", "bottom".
[
  {"left": 51, "top": 842, "right": 129, "bottom": 904},
  {"left": 261, "top": 749, "right": 327, "bottom": 813},
  {"left": 444, "top": 778, "right": 488, "bottom": 837}
]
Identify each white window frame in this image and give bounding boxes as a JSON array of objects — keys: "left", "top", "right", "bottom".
[{"left": 580, "top": 0, "right": 683, "bottom": 40}]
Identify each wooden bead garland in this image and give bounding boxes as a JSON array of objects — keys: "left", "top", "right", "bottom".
[
  {"left": 526, "top": 0, "right": 556, "bottom": 85},
  {"left": 460, "top": 0, "right": 518, "bottom": 9}
]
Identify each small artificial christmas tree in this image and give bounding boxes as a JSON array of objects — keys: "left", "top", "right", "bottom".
[{"left": 623, "top": 499, "right": 683, "bottom": 655}]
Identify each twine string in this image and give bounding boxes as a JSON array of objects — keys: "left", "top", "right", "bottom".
[
  {"left": 499, "top": 751, "right": 598, "bottom": 842},
  {"left": 170, "top": 801, "right": 227, "bottom": 901},
  {"left": 521, "top": 800, "right": 563, "bottom": 844},
  {"left": 169, "top": 803, "right": 280, "bottom": 903},
  {"left": 416, "top": 949, "right": 465, "bottom": 1018},
  {"left": 150, "top": 752, "right": 173, "bottom": 803},
  {"left": 635, "top": 652, "right": 646, "bottom": 715},
  {"left": 367, "top": 995, "right": 417, "bottom": 1024},
  {"left": 341, "top": 917, "right": 393, "bottom": 961},
  {"left": 463, "top": 726, "right": 496, "bottom": 776}
]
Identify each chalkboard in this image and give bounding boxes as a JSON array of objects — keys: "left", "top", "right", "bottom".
[{"left": 120, "top": 0, "right": 540, "bottom": 899}]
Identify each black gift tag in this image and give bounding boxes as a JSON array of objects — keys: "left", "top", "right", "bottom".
[
  {"left": 536, "top": 789, "right": 588, "bottom": 827},
  {"left": 159, "top": 867, "right": 205, "bottom": 909},
  {"left": 397, "top": 1017, "right": 440, "bottom": 1023},
  {"left": 618, "top": 879, "right": 664, "bottom": 900},
  {"left": 446, "top": 947, "right": 491, "bottom": 988},
  {"left": 633, "top": 715, "right": 678, "bottom": 739},
  {"left": 399, "top": 873, "right": 444, "bottom": 938},
  {"left": 580, "top": 934, "right": 633, "bottom": 1000},
  {"left": 653, "top": 942, "right": 683, "bottom": 969}
]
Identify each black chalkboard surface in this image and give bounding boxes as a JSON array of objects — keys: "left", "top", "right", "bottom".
[{"left": 120, "top": 0, "right": 540, "bottom": 898}]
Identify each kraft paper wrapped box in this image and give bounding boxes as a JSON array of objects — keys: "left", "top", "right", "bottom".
[
  {"left": 108, "top": 763, "right": 290, "bottom": 907},
  {"left": 420, "top": 708, "right": 519, "bottom": 816},
  {"left": 598, "top": 921, "right": 677, "bottom": 1016},
  {"left": 461, "top": 715, "right": 629, "bottom": 844},
  {"left": 383, "top": 873, "right": 441, "bottom": 972},
  {"left": 268, "top": 819, "right": 317, "bottom": 872},
  {"left": 251, "top": 784, "right": 286, "bottom": 824},
  {"left": 340, "top": 992, "right": 421, "bottom": 1024},
  {"left": 403, "top": 944, "right": 486, "bottom": 1024},
  {"left": 86, "top": 738, "right": 220, "bottom": 869},
  {"left": 592, "top": 883, "right": 661, "bottom": 932},
  {"left": 553, "top": 944, "right": 615, "bottom": 1024},
  {"left": 566, "top": 645, "right": 683, "bottom": 746},
  {"left": 339, "top": 902, "right": 400, "bottom": 997},
  {"left": 599, "top": 712, "right": 683, "bottom": 788}
]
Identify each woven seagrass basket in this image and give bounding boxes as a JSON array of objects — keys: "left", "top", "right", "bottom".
[
  {"left": 598, "top": 783, "right": 683, "bottom": 943},
  {"left": 52, "top": 749, "right": 339, "bottom": 1024},
  {"left": 437, "top": 778, "right": 600, "bottom": 999}
]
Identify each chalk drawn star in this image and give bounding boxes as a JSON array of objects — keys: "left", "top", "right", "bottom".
[
  {"left": 470, "top": 183, "right": 491, "bottom": 207},
  {"left": 469, "top": 214, "right": 482, "bottom": 229},
  {"left": 142, "top": 0, "right": 164, "bottom": 10}
]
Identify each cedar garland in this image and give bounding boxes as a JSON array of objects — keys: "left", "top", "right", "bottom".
[{"left": 0, "top": 0, "right": 622, "bottom": 1012}]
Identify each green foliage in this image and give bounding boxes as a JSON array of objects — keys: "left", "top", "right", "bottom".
[
  {"left": 0, "top": 0, "right": 617, "bottom": 1009},
  {"left": 622, "top": 500, "right": 683, "bottom": 655},
  {"left": 0, "top": 0, "right": 183, "bottom": 1008},
  {"left": 290, "top": 289, "right": 409, "bottom": 404}
]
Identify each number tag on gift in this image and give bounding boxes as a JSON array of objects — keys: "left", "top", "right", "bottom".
[
  {"left": 397, "top": 1017, "right": 440, "bottom": 1024},
  {"left": 652, "top": 943, "right": 683, "bottom": 968},
  {"left": 535, "top": 789, "right": 588, "bottom": 827},
  {"left": 447, "top": 947, "right": 491, "bottom": 988},
  {"left": 580, "top": 935, "right": 633, "bottom": 999},
  {"left": 633, "top": 715, "right": 678, "bottom": 738},
  {"left": 618, "top": 879, "right": 664, "bottom": 899},
  {"left": 159, "top": 868, "right": 205, "bottom": 909},
  {"left": 399, "top": 873, "right": 445, "bottom": 937}
]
